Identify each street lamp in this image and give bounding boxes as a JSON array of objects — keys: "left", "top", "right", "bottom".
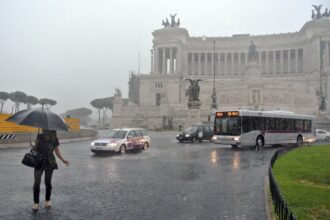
[{"left": 211, "top": 39, "right": 217, "bottom": 109}]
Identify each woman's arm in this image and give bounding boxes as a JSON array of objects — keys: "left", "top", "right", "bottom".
[{"left": 54, "top": 147, "right": 70, "bottom": 167}]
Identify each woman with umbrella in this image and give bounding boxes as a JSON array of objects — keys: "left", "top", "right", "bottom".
[
  {"left": 32, "top": 129, "right": 70, "bottom": 211},
  {"left": 6, "top": 108, "right": 70, "bottom": 211}
]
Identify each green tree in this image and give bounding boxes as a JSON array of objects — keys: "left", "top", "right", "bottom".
[
  {"left": 39, "top": 98, "right": 57, "bottom": 109},
  {"left": 90, "top": 99, "right": 104, "bottom": 127},
  {"left": 9, "top": 91, "right": 27, "bottom": 113},
  {"left": 26, "top": 95, "right": 39, "bottom": 109},
  {"left": 63, "top": 107, "right": 93, "bottom": 126},
  {"left": 0, "top": 91, "right": 9, "bottom": 113}
]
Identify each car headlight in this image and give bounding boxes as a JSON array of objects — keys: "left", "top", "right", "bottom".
[
  {"left": 176, "top": 134, "right": 179, "bottom": 137},
  {"left": 185, "top": 134, "right": 190, "bottom": 137},
  {"left": 212, "top": 136, "right": 217, "bottom": 141},
  {"left": 91, "top": 142, "right": 95, "bottom": 146}
]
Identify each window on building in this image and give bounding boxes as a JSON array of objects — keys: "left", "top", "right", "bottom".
[{"left": 156, "top": 93, "right": 161, "bottom": 106}]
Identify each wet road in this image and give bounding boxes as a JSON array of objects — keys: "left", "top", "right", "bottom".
[{"left": 0, "top": 131, "right": 278, "bottom": 220}]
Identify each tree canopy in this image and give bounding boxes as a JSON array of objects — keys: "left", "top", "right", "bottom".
[
  {"left": 9, "top": 91, "right": 28, "bottom": 112},
  {"left": 39, "top": 98, "right": 57, "bottom": 109},
  {"left": 64, "top": 107, "right": 92, "bottom": 118},
  {"left": 26, "top": 95, "right": 39, "bottom": 109},
  {"left": 0, "top": 91, "right": 9, "bottom": 113}
]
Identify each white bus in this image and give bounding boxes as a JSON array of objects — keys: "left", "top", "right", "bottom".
[{"left": 212, "top": 110, "right": 316, "bottom": 149}]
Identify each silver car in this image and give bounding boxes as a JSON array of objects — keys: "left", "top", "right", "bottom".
[
  {"left": 91, "top": 128, "right": 151, "bottom": 154},
  {"left": 316, "top": 129, "right": 330, "bottom": 142}
]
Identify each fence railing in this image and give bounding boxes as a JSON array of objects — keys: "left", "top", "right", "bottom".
[{"left": 269, "top": 146, "right": 298, "bottom": 220}]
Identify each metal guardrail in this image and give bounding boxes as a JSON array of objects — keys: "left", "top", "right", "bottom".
[{"left": 269, "top": 146, "right": 297, "bottom": 220}]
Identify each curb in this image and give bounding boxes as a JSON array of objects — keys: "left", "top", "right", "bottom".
[
  {"left": 0, "top": 137, "right": 94, "bottom": 149},
  {"left": 264, "top": 175, "right": 275, "bottom": 220}
]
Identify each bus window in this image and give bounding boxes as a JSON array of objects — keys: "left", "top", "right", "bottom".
[
  {"left": 280, "top": 118, "right": 287, "bottom": 132},
  {"left": 287, "top": 119, "right": 294, "bottom": 132},
  {"left": 303, "top": 120, "right": 311, "bottom": 132},
  {"left": 295, "top": 119, "right": 303, "bottom": 132}
]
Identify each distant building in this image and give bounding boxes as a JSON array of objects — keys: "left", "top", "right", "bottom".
[{"left": 112, "top": 15, "right": 330, "bottom": 130}]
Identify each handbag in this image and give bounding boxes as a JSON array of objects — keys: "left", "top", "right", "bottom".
[{"left": 22, "top": 149, "right": 41, "bottom": 168}]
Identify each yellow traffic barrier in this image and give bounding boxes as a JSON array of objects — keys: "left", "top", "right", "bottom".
[{"left": 0, "top": 113, "right": 80, "bottom": 133}]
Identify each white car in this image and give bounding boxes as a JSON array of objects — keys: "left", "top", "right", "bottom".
[
  {"left": 91, "top": 128, "right": 151, "bottom": 154},
  {"left": 316, "top": 129, "right": 330, "bottom": 142}
]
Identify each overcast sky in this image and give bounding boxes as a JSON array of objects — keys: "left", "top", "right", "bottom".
[{"left": 0, "top": 0, "right": 327, "bottom": 116}]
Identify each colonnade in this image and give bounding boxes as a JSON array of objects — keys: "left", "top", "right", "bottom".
[
  {"left": 186, "top": 48, "right": 305, "bottom": 76},
  {"left": 155, "top": 47, "right": 178, "bottom": 74}
]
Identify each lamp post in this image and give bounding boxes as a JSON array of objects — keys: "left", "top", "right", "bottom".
[{"left": 211, "top": 39, "right": 217, "bottom": 109}]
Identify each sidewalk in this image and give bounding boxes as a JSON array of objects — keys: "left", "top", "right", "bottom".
[{"left": 0, "top": 137, "right": 94, "bottom": 149}]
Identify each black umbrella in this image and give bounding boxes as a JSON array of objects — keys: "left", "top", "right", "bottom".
[{"left": 6, "top": 108, "right": 69, "bottom": 131}]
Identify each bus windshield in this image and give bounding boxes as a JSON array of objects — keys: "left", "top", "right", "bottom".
[{"left": 214, "top": 116, "right": 241, "bottom": 135}]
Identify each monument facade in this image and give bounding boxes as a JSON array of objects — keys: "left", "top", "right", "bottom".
[{"left": 111, "top": 9, "right": 330, "bottom": 129}]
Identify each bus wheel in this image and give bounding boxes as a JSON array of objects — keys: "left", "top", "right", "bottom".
[
  {"left": 296, "top": 136, "right": 303, "bottom": 147},
  {"left": 256, "top": 136, "right": 264, "bottom": 151}
]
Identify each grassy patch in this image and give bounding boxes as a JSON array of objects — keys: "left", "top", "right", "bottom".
[
  {"left": 272, "top": 145, "right": 330, "bottom": 220},
  {"left": 273, "top": 145, "right": 330, "bottom": 219}
]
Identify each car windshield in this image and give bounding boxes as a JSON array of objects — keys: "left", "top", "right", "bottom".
[
  {"left": 185, "top": 127, "right": 198, "bottom": 133},
  {"left": 99, "top": 130, "right": 127, "bottom": 139}
]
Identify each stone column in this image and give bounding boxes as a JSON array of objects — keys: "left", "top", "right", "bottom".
[
  {"left": 245, "top": 52, "right": 248, "bottom": 73},
  {"left": 175, "top": 48, "right": 179, "bottom": 74},
  {"left": 231, "top": 53, "right": 234, "bottom": 75},
  {"left": 154, "top": 47, "right": 159, "bottom": 74},
  {"left": 266, "top": 51, "right": 269, "bottom": 74},
  {"left": 150, "top": 49, "right": 154, "bottom": 74},
  {"left": 280, "top": 50, "right": 283, "bottom": 74},
  {"left": 238, "top": 52, "right": 241, "bottom": 75},
  {"left": 162, "top": 48, "right": 166, "bottom": 74},
  {"left": 288, "top": 49, "right": 291, "bottom": 73},
  {"left": 224, "top": 52, "right": 227, "bottom": 75},
  {"left": 295, "top": 49, "right": 299, "bottom": 73},
  {"left": 210, "top": 52, "right": 216, "bottom": 76},
  {"left": 192, "top": 53, "right": 195, "bottom": 75},
  {"left": 273, "top": 51, "right": 276, "bottom": 74},
  {"left": 326, "top": 41, "right": 330, "bottom": 68},
  {"left": 206, "top": 53, "right": 209, "bottom": 75},
  {"left": 169, "top": 47, "right": 173, "bottom": 74},
  {"left": 198, "top": 53, "right": 201, "bottom": 75}
]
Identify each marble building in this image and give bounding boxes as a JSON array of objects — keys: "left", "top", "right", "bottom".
[{"left": 111, "top": 12, "right": 330, "bottom": 129}]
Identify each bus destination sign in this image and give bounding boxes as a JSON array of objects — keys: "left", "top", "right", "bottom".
[{"left": 216, "top": 111, "right": 239, "bottom": 117}]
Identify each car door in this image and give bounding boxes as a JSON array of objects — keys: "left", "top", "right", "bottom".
[
  {"left": 127, "top": 130, "right": 137, "bottom": 149},
  {"left": 134, "top": 130, "right": 144, "bottom": 149},
  {"left": 203, "top": 126, "right": 212, "bottom": 139}
]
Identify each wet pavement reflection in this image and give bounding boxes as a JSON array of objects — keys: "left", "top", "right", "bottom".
[{"left": 0, "top": 131, "right": 279, "bottom": 220}]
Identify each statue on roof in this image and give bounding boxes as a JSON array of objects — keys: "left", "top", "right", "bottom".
[
  {"left": 161, "top": 14, "right": 180, "bottom": 28},
  {"left": 312, "top": 4, "right": 322, "bottom": 19}
]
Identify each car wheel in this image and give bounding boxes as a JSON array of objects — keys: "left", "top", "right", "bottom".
[
  {"left": 325, "top": 136, "right": 330, "bottom": 142},
  {"left": 119, "top": 145, "right": 126, "bottom": 154},
  {"left": 143, "top": 142, "right": 149, "bottom": 150}
]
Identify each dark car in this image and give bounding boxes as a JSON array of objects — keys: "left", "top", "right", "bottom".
[{"left": 176, "top": 125, "right": 214, "bottom": 142}]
